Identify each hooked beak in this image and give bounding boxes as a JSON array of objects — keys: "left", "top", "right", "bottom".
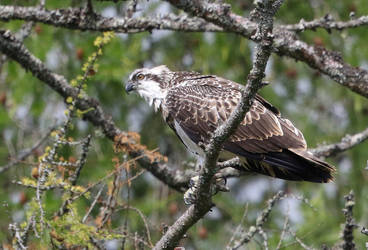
[{"left": 125, "top": 81, "right": 136, "bottom": 93}]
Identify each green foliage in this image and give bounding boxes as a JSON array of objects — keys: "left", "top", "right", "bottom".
[{"left": 49, "top": 203, "right": 120, "bottom": 248}]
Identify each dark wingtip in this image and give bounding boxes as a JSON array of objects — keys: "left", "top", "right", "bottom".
[{"left": 233, "top": 147, "right": 337, "bottom": 183}]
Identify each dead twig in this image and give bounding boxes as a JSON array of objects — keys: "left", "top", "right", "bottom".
[
  {"left": 0, "top": 127, "right": 53, "bottom": 173},
  {"left": 341, "top": 191, "right": 357, "bottom": 250},
  {"left": 82, "top": 184, "right": 105, "bottom": 224},
  {"left": 311, "top": 127, "right": 368, "bottom": 158},
  {"left": 282, "top": 14, "right": 368, "bottom": 32},
  {"left": 230, "top": 191, "right": 286, "bottom": 250}
]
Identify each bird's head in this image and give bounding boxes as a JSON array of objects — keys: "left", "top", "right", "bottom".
[{"left": 125, "top": 65, "right": 172, "bottom": 109}]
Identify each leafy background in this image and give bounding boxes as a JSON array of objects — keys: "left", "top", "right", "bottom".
[{"left": 0, "top": 0, "right": 367, "bottom": 249}]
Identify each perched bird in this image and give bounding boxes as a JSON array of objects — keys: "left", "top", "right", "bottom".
[{"left": 125, "top": 65, "right": 335, "bottom": 183}]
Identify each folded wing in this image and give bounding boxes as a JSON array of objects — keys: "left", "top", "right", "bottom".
[{"left": 164, "top": 76, "right": 334, "bottom": 182}]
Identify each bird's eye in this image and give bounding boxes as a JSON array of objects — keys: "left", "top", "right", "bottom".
[{"left": 137, "top": 74, "right": 145, "bottom": 80}]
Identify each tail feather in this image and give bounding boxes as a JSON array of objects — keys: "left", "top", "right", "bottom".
[{"left": 224, "top": 143, "right": 335, "bottom": 183}]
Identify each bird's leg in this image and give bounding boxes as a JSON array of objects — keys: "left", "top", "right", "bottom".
[
  {"left": 183, "top": 174, "right": 230, "bottom": 205},
  {"left": 183, "top": 162, "right": 230, "bottom": 205},
  {"left": 213, "top": 173, "right": 229, "bottom": 193},
  {"left": 184, "top": 175, "right": 200, "bottom": 205},
  {"left": 183, "top": 154, "right": 204, "bottom": 204}
]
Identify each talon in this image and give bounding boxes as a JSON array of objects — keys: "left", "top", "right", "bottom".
[
  {"left": 189, "top": 176, "right": 200, "bottom": 189},
  {"left": 184, "top": 188, "right": 197, "bottom": 205},
  {"left": 184, "top": 176, "right": 201, "bottom": 204},
  {"left": 213, "top": 176, "right": 230, "bottom": 194},
  {"left": 189, "top": 179, "right": 195, "bottom": 189}
]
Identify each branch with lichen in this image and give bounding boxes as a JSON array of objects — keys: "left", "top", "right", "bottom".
[
  {"left": 33, "top": 32, "right": 115, "bottom": 231},
  {"left": 282, "top": 14, "right": 368, "bottom": 32},
  {"left": 228, "top": 191, "right": 286, "bottom": 250},
  {"left": 6, "top": 32, "right": 123, "bottom": 249},
  {"left": 1, "top": 4, "right": 368, "bottom": 98},
  {"left": 163, "top": 0, "right": 368, "bottom": 98},
  {"left": 0, "top": 28, "right": 182, "bottom": 193},
  {"left": 226, "top": 192, "right": 319, "bottom": 250},
  {"left": 310, "top": 127, "right": 368, "bottom": 158},
  {"left": 340, "top": 191, "right": 357, "bottom": 250},
  {"left": 153, "top": 1, "right": 283, "bottom": 249}
]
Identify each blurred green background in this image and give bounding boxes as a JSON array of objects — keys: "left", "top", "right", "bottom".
[{"left": 0, "top": 0, "right": 367, "bottom": 249}]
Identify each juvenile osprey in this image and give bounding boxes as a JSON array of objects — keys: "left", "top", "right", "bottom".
[{"left": 126, "top": 65, "right": 335, "bottom": 183}]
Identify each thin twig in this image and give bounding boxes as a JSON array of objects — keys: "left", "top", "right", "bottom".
[
  {"left": 9, "top": 223, "right": 27, "bottom": 250},
  {"left": 99, "top": 165, "right": 123, "bottom": 228},
  {"left": 117, "top": 205, "right": 154, "bottom": 248},
  {"left": 311, "top": 127, "right": 368, "bottom": 158},
  {"left": 288, "top": 229, "right": 314, "bottom": 250},
  {"left": 0, "top": 127, "right": 53, "bottom": 173},
  {"left": 226, "top": 204, "right": 249, "bottom": 248},
  {"left": 282, "top": 15, "right": 368, "bottom": 32},
  {"left": 341, "top": 191, "right": 357, "bottom": 250},
  {"left": 276, "top": 214, "right": 289, "bottom": 250},
  {"left": 70, "top": 159, "right": 147, "bottom": 203},
  {"left": 230, "top": 191, "right": 286, "bottom": 250},
  {"left": 12, "top": 181, "right": 63, "bottom": 191},
  {"left": 9, "top": 214, "right": 36, "bottom": 249},
  {"left": 69, "top": 134, "right": 92, "bottom": 185},
  {"left": 122, "top": 158, "right": 130, "bottom": 249},
  {"left": 82, "top": 184, "right": 105, "bottom": 224}
]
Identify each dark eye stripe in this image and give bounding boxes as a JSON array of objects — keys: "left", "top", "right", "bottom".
[{"left": 130, "top": 70, "right": 143, "bottom": 81}]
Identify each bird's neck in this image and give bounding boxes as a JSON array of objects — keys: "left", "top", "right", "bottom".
[{"left": 137, "top": 89, "right": 167, "bottom": 112}]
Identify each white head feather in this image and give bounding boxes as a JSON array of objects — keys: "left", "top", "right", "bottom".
[{"left": 128, "top": 65, "right": 170, "bottom": 111}]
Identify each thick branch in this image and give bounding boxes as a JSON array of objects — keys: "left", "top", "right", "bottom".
[
  {"left": 0, "top": 5, "right": 222, "bottom": 33},
  {"left": 0, "top": 30, "right": 119, "bottom": 139},
  {"left": 310, "top": 127, "right": 368, "bottom": 158},
  {"left": 1, "top": 4, "right": 368, "bottom": 97},
  {"left": 163, "top": 0, "right": 257, "bottom": 37},
  {"left": 282, "top": 15, "right": 368, "bottom": 32},
  {"left": 153, "top": 1, "right": 283, "bottom": 249},
  {"left": 273, "top": 28, "right": 368, "bottom": 98},
  {"left": 0, "top": 29, "right": 188, "bottom": 192},
  {"left": 164, "top": 0, "right": 368, "bottom": 98}
]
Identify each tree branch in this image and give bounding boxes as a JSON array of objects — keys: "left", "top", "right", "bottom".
[
  {"left": 1, "top": 4, "right": 368, "bottom": 97},
  {"left": 341, "top": 191, "right": 357, "bottom": 250},
  {"left": 310, "top": 127, "right": 368, "bottom": 158},
  {"left": 230, "top": 191, "right": 286, "bottom": 250},
  {"left": 273, "top": 28, "right": 368, "bottom": 98},
  {"left": 153, "top": 1, "right": 283, "bottom": 249},
  {"left": 0, "top": 127, "right": 53, "bottom": 173},
  {"left": 0, "top": 5, "right": 222, "bottom": 33},
  {"left": 282, "top": 14, "right": 368, "bottom": 32},
  {"left": 0, "top": 29, "right": 188, "bottom": 192},
  {"left": 163, "top": 0, "right": 368, "bottom": 98}
]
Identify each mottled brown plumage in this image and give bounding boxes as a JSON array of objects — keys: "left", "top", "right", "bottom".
[{"left": 126, "top": 65, "right": 335, "bottom": 183}]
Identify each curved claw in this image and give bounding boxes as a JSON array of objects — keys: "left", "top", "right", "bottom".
[{"left": 183, "top": 175, "right": 229, "bottom": 204}]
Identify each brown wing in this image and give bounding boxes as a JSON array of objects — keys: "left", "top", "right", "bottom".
[
  {"left": 164, "top": 75, "right": 334, "bottom": 183},
  {"left": 164, "top": 76, "right": 306, "bottom": 154}
]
